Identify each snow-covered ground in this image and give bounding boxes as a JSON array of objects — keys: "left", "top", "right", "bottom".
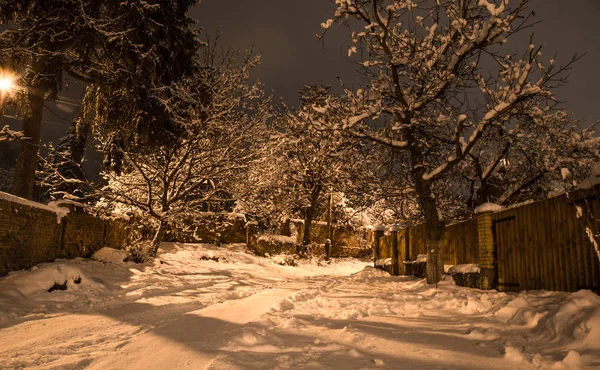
[{"left": 0, "top": 243, "right": 598, "bottom": 369}]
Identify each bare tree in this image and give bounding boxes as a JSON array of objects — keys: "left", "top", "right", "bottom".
[
  {"left": 320, "top": 0, "right": 580, "bottom": 283},
  {"left": 0, "top": 125, "right": 22, "bottom": 142},
  {"left": 100, "top": 47, "right": 271, "bottom": 254},
  {"left": 265, "top": 85, "right": 371, "bottom": 247},
  {"left": 460, "top": 109, "right": 600, "bottom": 208}
]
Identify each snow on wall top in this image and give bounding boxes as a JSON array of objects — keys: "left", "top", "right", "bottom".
[
  {"left": 474, "top": 202, "right": 503, "bottom": 214},
  {"left": 0, "top": 191, "right": 70, "bottom": 223},
  {"left": 257, "top": 234, "right": 296, "bottom": 244},
  {"left": 199, "top": 212, "right": 246, "bottom": 221}
]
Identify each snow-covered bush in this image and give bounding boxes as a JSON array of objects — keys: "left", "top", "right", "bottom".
[{"left": 124, "top": 240, "right": 154, "bottom": 263}]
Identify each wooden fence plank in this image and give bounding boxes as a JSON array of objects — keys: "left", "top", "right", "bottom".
[
  {"left": 575, "top": 203, "right": 587, "bottom": 289},
  {"left": 522, "top": 205, "right": 533, "bottom": 291},
  {"left": 552, "top": 199, "right": 562, "bottom": 291},
  {"left": 591, "top": 200, "right": 600, "bottom": 289},
  {"left": 554, "top": 199, "right": 566, "bottom": 291},
  {"left": 522, "top": 206, "right": 532, "bottom": 291},
  {"left": 566, "top": 201, "right": 579, "bottom": 291},
  {"left": 493, "top": 213, "right": 505, "bottom": 291},
  {"left": 588, "top": 201, "right": 597, "bottom": 288},
  {"left": 581, "top": 202, "right": 592, "bottom": 288},
  {"left": 529, "top": 201, "right": 541, "bottom": 290},
  {"left": 516, "top": 208, "right": 526, "bottom": 291},
  {"left": 559, "top": 199, "right": 573, "bottom": 291}
]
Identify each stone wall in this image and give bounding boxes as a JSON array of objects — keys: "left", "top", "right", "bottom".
[
  {"left": 248, "top": 219, "right": 372, "bottom": 259},
  {"left": 282, "top": 219, "right": 370, "bottom": 249},
  {"left": 252, "top": 234, "right": 297, "bottom": 257},
  {"left": 306, "top": 243, "right": 373, "bottom": 259},
  {"left": 167, "top": 212, "right": 247, "bottom": 244},
  {"left": 0, "top": 195, "right": 130, "bottom": 277}
]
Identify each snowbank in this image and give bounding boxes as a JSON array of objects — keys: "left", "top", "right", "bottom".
[
  {"left": 91, "top": 247, "right": 128, "bottom": 264},
  {"left": 257, "top": 234, "right": 296, "bottom": 244},
  {"left": 263, "top": 266, "right": 600, "bottom": 368},
  {"left": 445, "top": 264, "right": 481, "bottom": 274},
  {"left": 493, "top": 289, "right": 600, "bottom": 359},
  {"left": 375, "top": 258, "right": 392, "bottom": 266},
  {"left": 0, "top": 243, "right": 368, "bottom": 327},
  {"left": 0, "top": 262, "right": 101, "bottom": 298}
]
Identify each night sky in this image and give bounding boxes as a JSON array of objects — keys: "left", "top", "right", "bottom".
[
  {"left": 192, "top": 0, "right": 600, "bottom": 126},
  {"left": 3, "top": 0, "right": 599, "bottom": 178}
]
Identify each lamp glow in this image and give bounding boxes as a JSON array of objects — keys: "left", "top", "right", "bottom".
[
  {"left": 0, "top": 77, "right": 14, "bottom": 93},
  {"left": 0, "top": 68, "right": 17, "bottom": 96}
]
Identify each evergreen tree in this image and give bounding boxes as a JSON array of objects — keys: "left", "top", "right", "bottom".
[{"left": 0, "top": 0, "right": 201, "bottom": 199}]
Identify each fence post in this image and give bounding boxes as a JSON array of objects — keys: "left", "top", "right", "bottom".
[
  {"left": 476, "top": 211, "right": 496, "bottom": 289},
  {"left": 246, "top": 221, "right": 258, "bottom": 251},
  {"left": 403, "top": 229, "right": 410, "bottom": 274},
  {"left": 389, "top": 225, "right": 401, "bottom": 275},
  {"left": 372, "top": 225, "right": 385, "bottom": 267}
]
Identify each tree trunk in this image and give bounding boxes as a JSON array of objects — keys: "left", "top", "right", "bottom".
[
  {"left": 302, "top": 185, "right": 322, "bottom": 247},
  {"left": 410, "top": 142, "right": 445, "bottom": 284},
  {"left": 327, "top": 193, "right": 333, "bottom": 241},
  {"left": 0, "top": 96, "right": 6, "bottom": 122},
  {"left": 421, "top": 194, "right": 445, "bottom": 284},
  {"left": 151, "top": 220, "right": 168, "bottom": 256},
  {"left": 70, "top": 119, "right": 91, "bottom": 165},
  {"left": 302, "top": 211, "right": 314, "bottom": 247},
  {"left": 12, "top": 85, "right": 45, "bottom": 199}
]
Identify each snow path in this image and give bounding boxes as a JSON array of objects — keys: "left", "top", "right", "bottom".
[
  {"left": 0, "top": 243, "right": 599, "bottom": 369},
  {"left": 0, "top": 281, "right": 310, "bottom": 370},
  {"left": 87, "top": 283, "right": 311, "bottom": 370},
  {"left": 0, "top": 244, "right": 367, "bottom": 369},
  {"left": 209, "top": 271, "right": 600, "bottom": 370}
]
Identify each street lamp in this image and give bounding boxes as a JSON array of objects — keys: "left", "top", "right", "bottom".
[
  {"left": 0, "top": 76, "right": 13, "bottom": 92},
  {"left": 0, "top": 69, "right": 16, "bottom": 122}
]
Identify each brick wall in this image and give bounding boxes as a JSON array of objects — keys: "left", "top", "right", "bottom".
[{"left": 0, "top": 195, "right": 131, "bottom": 277}]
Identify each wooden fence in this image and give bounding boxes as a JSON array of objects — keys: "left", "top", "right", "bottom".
[
  {"left": 492, "top": 190, "right": 600, "bottom": 292},
  {"left": 374, "top": 187, "right": 600, "bottom": 293},
  {"left": 405, "top": 220, "right": 479, "bottom": 265},
  {"left": 376, "top": 218, "right": 479, "bottom": 275}
]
